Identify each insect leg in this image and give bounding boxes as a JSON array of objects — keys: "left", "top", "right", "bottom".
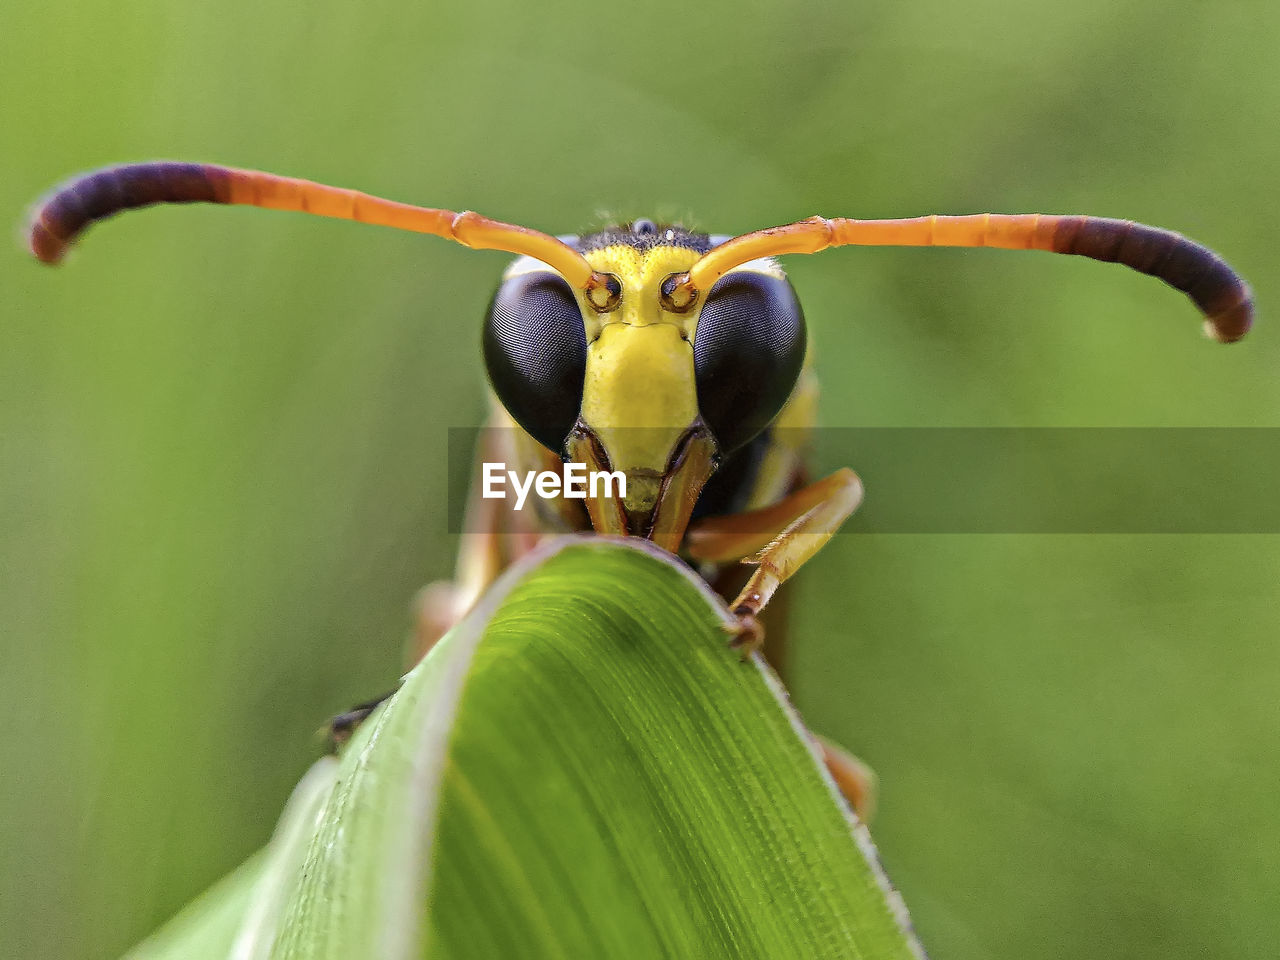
[
  {"left": 410, "top": 421, "right": 542, "bottom": 662},
  {"left": 688, "top": 470, "right": 873, "bottom": 817},
  {"left": 815, "top": 734, "right": 878, "bottom": 823},
  {"left": 330, "top": 423, "right": 540, "bottom": 750},
  {"left": 326, "top": 690, "right": 399, "bottom": 751},
  {"left": 685, "top": 467, "right": 864, "bottom": 654}
]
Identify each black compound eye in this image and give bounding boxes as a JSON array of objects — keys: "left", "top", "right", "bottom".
[
  {"left": 693, "top": 271, "right": 806, "bottom": 454},
  {"left": 484, "top": 270, "right": 587, "bottom": 452}
]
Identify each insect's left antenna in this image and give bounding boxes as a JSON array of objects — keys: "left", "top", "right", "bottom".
[{"left": 28, "top": 161, "right": 608, "bottom": 293}]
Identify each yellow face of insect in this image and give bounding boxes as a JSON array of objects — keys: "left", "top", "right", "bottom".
[
  {"left": 575, "top": 243, "right": 705, "bottom": 514},
  {"left": 484, "top": 224, "right": 808, "bottom": 541}
]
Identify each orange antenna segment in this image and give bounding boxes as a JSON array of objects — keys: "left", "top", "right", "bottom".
[
  {"left": 684, "top": 214, "right": 1253, "bottom": 343},
  {"left": 28, "top": 162, "right": 600, "bottom": 290}
]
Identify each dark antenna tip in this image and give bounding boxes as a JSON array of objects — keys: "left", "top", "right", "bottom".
[
  {"left": 1205, "top": 292, "right": 1254, "bottom": 343},
  {"left": 25, "top": 162, "right": 229, "bottom": 267},
  {"left": 28, "top": 217, "right": 67, "bottom": 265}
]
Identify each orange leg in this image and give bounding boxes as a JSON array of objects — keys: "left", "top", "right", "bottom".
[
  {"left": 409, "top": 423, "right": 546, "bottom": 663},
  {"left": 687, "top": 469, "right": 871, "bottom": 815},
  {"left": 337, "top": 427, "right": 549, "bottom": 747},
  {"left": 685, "top": 467, "right": 864, "bottom": 653},
  {"left": 815, "top": 735, "right": 878, "bottom": 822}
]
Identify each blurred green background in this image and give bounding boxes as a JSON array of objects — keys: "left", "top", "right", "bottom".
[{"left": 2, "top": 1, "right": 1276, "bottom": 957}]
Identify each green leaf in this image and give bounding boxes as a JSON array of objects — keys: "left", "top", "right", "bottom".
[
  {"left": 124, "top": 536, "right": 924, "bottom": 960},
  {"left": 123, "top": 758, "right": 338, "bottom": 960}
]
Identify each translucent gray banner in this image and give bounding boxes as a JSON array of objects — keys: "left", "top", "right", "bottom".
[{"left": 447, "top": 428, "right": 1280, "bottom": 534}]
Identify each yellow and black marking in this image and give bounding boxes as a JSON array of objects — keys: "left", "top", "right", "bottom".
[{"left": 488, "top": 221, "right": 812, "bottom": 545}]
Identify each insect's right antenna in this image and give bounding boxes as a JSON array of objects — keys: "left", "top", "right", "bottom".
[{"left": 667, "top": 214, "right": 1254, "bottom": 343}]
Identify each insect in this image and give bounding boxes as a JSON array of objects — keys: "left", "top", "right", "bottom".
[{"left": 29, "top": 162, "right": 1255, "bottom": 813}]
